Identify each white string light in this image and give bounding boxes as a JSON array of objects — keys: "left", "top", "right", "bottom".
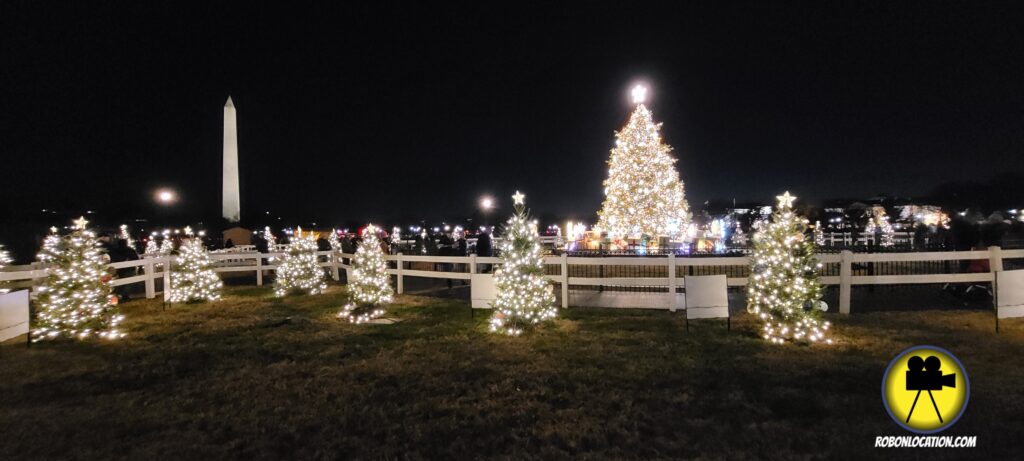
[
  {"left": 489, "top": 192, "right": 557, "bottom": 336},
  {"left": 34, "top": 218, "right": 126, "bottom": 341},
  {"left": 274, "top": 227, "right": 328, "bottom": 297},
  {"left": 747, "top": 192, "right": 833, "bottom": 345},
  {"left": 339, "top": 224, "right": 394, "bottom": 323}
]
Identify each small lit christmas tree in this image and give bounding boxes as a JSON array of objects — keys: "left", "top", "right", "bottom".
[
  {"left": 596, "top": 84, "right": 690, "bottom": 240},
  {"left": 391, "top": 226, "right": 402, "bottom": 253},
  {"left": 338, "top": 224, "right": 393, "bottom": 323},
  {"left": 814, "top": 220, "right": 826, "bottom": 246},
  {"left": 274, "top": 227, "right": 327, "bottom": 297},
  {"left": 747, "top": 193, "right": 831, "bottom": 345},
  {"left": 0, "top": 244, "right": 12, "bottom": 269},
  {"left": 263, "top": 226, "right": 276, "bottom": 250},
  {"left": 168, "top": 228, "right": 222, "bottom": 303},
  {"left": 489, "top": 191, "right": 557, "bottom": 336},
  {"left": 730, "top": 222, "right": 748, "bottom": 246},
  {"left": 34, "top": 217, "right": 125, "bottom": 341},
  {"left": 866, "top": 209, "right": 895, "bottom": 247},
  {"left": 144, "top": 238, "right": 159, "bottom": 256},
  {"left": 0, "top": 244, "right": 10, "bottom": 293},
  {"left": 118, "top": 224, "right": 135, "bottom": 248},
  {"left": 328, "top": 229, "right": 342, "bottom": 253},
  {"left": 160, "top": 237, "right": 175, "bottom": 254},
  {"left": 38, "top": 227, "right": 62, "bottom": 264}
]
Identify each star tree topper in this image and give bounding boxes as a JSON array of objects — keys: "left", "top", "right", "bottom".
[
  {"left": 512, "top": 190, "right": 525, "bottom": 205},
  {"left": 776, "top": 191, "right": 796, "bottom": 209},
  {"left": 631, "top": 84, "right": 648, "bottom": 104},
  {"left": 73, "top": 216, "right": 89, "bottom": 230}
]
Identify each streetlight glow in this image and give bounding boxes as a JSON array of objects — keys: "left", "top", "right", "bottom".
[
  {"left": 481, "top": 197, "right": 494, "bottom": 210},
  {"left": 155, "top": 188, "right": 177, "bottom": 204}
]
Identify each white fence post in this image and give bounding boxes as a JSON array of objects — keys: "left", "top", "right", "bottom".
[
  {"left": 256, "top": 254, "right": 263, "bottom": 286},
  {"left": 396, "top": 253, "right": 404, "bottom": 294},
  {"left": 989, "top": 246, "right": 1002, "bottom": 274},
  {"left": 667, "top": 253, "right": 677, "bottom": 312},
  {"left": 162, "top": 256, "right": 172, "bottom": 302},
  {"left": 560, "top": 253, "right": 569, "bottom": 309},
  {"left": 839, "top": 250, "right": 852, "bottom": 314},
  {"left": 331, "top": 251, "right": 340, "bottom": 281},
  {"left": 144, "top": 259, "right": 155, "bottom": 299},
  {"left": 469, "top": 253, "right": 477, "bottom": 276}
]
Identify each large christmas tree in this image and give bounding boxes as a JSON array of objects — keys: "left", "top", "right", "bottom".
[
  {"left": 596, "top": 85, "right": 690, "bottom": 240},
  {"left": 489, "top": 191, "right": 557, "bottom": 336},
  {"left": 338, "top": 224, "right": 393, "bottom": 323},
  {"left": 168, "top": 228, "right": 223, "bottom": 303},
  {"left": 274, "top": 228, "right": 327, "bottom": 297},
  {"left": 34, "top": 217, "right": 125, "bottom": 341},
  {"left": 747, "top": 192, "right": 832, "bottom": 344}
]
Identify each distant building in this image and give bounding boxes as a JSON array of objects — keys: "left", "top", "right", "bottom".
[{"left": 222, "top": 227, "right": 252, "bottom": 246}]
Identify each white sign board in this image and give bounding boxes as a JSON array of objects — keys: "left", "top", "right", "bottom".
[
  {"left": 684, "top": 275, "right": 729, "bottom": 319},
  {"left": 996, "top": 270, "right": 1024, "bottom": 319},
  {"left": 0, "top": 290, "right": 30, "bottom": 342},
  {"left": 569, "top": 291, "right": 683, "bottom": 310},
  {"left": 471, "top": 273, "right": 496, "bottom": 309}
]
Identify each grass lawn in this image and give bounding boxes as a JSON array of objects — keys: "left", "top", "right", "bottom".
[{"left": 1, "top": 284, "right": 1022, "bottom": 459}]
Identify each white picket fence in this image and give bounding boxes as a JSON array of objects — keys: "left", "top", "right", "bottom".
[{"left": 1, "top": 247, "right": 1021, "bottom": 314}]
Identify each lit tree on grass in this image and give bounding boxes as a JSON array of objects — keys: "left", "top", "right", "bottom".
[
  {"left": 391, "top": 226, "right": 402, "bottom": 254},
  {"left": 38, "top": 227, "right": 61, "bottom": 263},
  {"left": 0, "top": 244, "right": 10, "bottom": 292},
  {"left": 274, "top": 227, "right": 327, "bottom": 297},
  {"left": 34, "top": 217, "right": 125, "bottom": 341},
  {"left": 338, "top": 224, "right": 393, "bottom": 323},
  {"left": 747, "top": 193, "right": 831, "bottom": 345},
  {"left": 144, "top": 238, "right": 159, "bottom": 256},
  {"left": 0, "top": 244, "right": 11, "bottom": 268},
  {"left": 159, "top": 237, "right": 174, "bottom": 255},
  {"left": 730, "top": 222, "right": 748, "bottom": 246},
  {"left": 263, "top": 226, "right": 276, "bottom": 250},
  {"left": 118, "top": 224, "right": 134, "bottom": 248},
  {"left": 489, "top": 191, "right": 557, "bottom": 336},
  {"left": 596, "top": 84, "right": 690, "bottom": 240},
  {"left": 328, "top": 229, "right": 342, "bottom": 253},
  {"left": 168, "top": 228, "right": 222, "bottom": 303},
  {"left": 866, "top": 208, "right": 895, "bottom": 247}
]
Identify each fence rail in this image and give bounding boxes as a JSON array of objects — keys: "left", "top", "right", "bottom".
[{"left": 2, "top": 247, "right": 1020, "bottom": 314}]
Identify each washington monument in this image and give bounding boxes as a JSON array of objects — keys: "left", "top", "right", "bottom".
[{"left": 222, "top": 96, "right": 240, "bottom": 222}]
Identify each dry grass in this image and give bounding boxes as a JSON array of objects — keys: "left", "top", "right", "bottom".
[{"left": 1, "top": 285, "right": 1022, "bottom": 460}]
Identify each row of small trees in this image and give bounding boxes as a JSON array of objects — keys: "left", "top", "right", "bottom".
[{"left": 29, "top": 190, "right": 832, "bottom": 345}]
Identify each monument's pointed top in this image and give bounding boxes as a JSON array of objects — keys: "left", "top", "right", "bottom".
[{"left": 225, "top": 96, "right": 234, "bottom": 107}]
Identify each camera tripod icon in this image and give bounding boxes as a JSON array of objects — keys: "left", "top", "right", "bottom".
[{"left": 904, "top": 355, "right": 956, "bottom": 423}]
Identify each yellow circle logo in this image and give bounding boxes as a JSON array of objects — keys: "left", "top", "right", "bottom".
[{"left": 882, "top": 345, "right": 970, "bottom": 434}]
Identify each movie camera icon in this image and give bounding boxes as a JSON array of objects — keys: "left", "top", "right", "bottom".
[{"left": 904, "top": 355, "right": 956, "bottom": 423}]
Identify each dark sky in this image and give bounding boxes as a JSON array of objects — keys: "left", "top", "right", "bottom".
[{"left": 3, "top": 1, "right": 1024, "bottom": 226}]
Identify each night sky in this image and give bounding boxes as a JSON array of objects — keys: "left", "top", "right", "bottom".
[{"left": 3, "top": 2, "right": 1024, "bottom": 226}]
